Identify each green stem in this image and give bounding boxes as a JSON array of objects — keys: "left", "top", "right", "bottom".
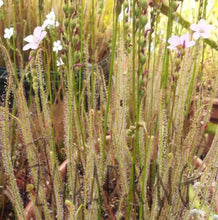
[
  {"left": 126, "top": 0, "right": 137, "bottom": 217},
  {"left": 3, "top": 85, "right": 25, "bottom": 220},
  {"left": 167, "top": 88, "right": 176, "bottom": 152},
  {"left": 160, "top": 0, "right": 173, "bottom": 89},
  {"left": 102, "top": 3, "right": 118, "bottom": 163},
  {"left": 11, "top": 3, "right": 18, "bottom": 159},
  {"left": 78, "top": 0, "right": 84, "bottom": 105},
  {"left": 66, "top": 27, "right": 74, "bottom": 194},
  {"left": 150, "top": 25, "right": 158, "bottom": 124},
  {"left": 0, "top": 44, "right": 25, "bottom": 219},
  {"left": 91, "top": 0, "right": 95, "bottom": 108},
  {"left": 38, "top": 0, "right": 43, "bottom": 25},
  {"left": 13, "top": 3, "right": 18, "bottom": 84}
]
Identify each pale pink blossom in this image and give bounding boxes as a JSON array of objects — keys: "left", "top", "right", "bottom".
[
  {"left": 23, "top": 26, "right": 47, "bottom": 51},
  {"left": 190, "top": 19, "right": 214, "bottom": 40},
  {"left": 167, "top": 33, "right": 195, "bottom": 50}
]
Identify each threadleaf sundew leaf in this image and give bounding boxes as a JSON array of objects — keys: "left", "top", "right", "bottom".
[{"left": 0, "top": 0, "right": 218, "bottom": 219}]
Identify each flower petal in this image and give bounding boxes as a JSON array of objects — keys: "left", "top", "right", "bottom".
[
  {"left": 24, "top": 35, "right": 34, "bottom": 43},
  {"left": 193, "top": 32, "right": 200, "bottom": 40},
  {"left": 190, "top": 24, "right": 199, "bottom": 32},
  {"left": 198, "top": 19, "right": 206, "bottom": 27},
  {"left": 201, "top": 32, "right": 210, "bottom": 39},
  {"left": 167, "top": 45, "right": 177, "bottom": 50},
  {"left": 40, "top": 31, "right": 47, "bottom": 41},
  {"left": 23, "top": 43, "right": 33, "bottom": 51},
  {"left": 33, "top": 26, "right": 43, "bottom": 38},
  {"left": 168, "top": 35, "right": 180, "bottom": 45},
  {"left": 186, "top": 40, "right": 195, "bottom": 48},
  {"left": 207, "top": 24, "right": 214, "bottom": 31},
  {"left": 42, "top": 20, "right": 50, "bottom": 29},
  {"left": 180, "top": 33, "right": 189, "bottom": 42},
  {"left": 23, "top": 42, "right": 39, "bottom": 51}
]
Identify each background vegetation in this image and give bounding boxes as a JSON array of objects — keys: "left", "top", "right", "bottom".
[{"left": 0, "top": 0, "right": 218, "bottom": 219}]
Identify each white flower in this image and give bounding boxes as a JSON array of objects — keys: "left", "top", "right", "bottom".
[
  {"left": 42, "top": 19, "right": 59, "bottom": 30},
  {"left": 157, "top": 30, "right": 164, "bottom": 36},
  {"left": 53, "top": 40, "right": 62, "bottom": 53},
  {"left": 190, "top": 19, "right": 214, "bottom": 40},
  {"left": 118, "top": 11, "right": 124, "bottom": 22},
  {"left": 193, "top": 182, "right": 201, "bottom": 190},
  {"left": 4, "top": 27, "right": 14, "bottom": 39},
  {"left": 0, "top": 0, "right": 3, "bottom": 8},
  {"left": 46, "top": 9, "right": 56, "bottom": 20},
  {"left": 212, "top": 214, "right": 218, "bottom": 220},
  {"left": 42, "top": 9, "right": 59, "bottom": 29},
  {"left": 57, "top": 58, "right": 64, "bottom": 66},
  {"left": 190, "top": 0, "right": 196, "bottom": 9},
  {"left": 189, "top": 209, "right": 205, "bottom": 218}
]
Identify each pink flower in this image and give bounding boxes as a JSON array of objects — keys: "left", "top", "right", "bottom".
[
  {"left": 23, "top": 26, "right": 47, "bottom": 51},
  {"left": 190, "top": 19, "right": 214, "bottom": 40},
  {"left": 167, "top": 33, "right": 195, "bottom": 50}
]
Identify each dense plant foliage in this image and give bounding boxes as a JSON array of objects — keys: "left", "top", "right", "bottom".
[{"left": 0, "top": 0, "right": 218, "bottom": 219}]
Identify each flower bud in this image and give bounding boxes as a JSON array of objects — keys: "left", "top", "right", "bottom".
[
  {"left": 172, "top": 12, "right": 177, "bottom": 19},
  {"left": 99, "top": 1, "right": 104, "bottom": 9},
  {"left": 171, "top": 83, "right": 176, "bottom": 92},
  {"left": 175, "top": 58, "right": 181, "bottom": 67},
  {"left": 64, "top": 20, "right": 69, "bottom": 28},
  {"left": 90, "top": 109, "right": 94, "bottom": 115},
  {"left": 126, "top": 129, "right": 133, "bottom": 136},
  {"left": 70, "top": 20, "right": 77, "bottom": 29},
  {"left": 72, "top": 35, "right": 79, "bottom": 45},
  {"left": 26, "top": 184, "right": 34, "bottom": 192},
  {"left": 168, "top": 152, "right": 173, "bottom": 158},
  {"left": 172, "top": 2, "right": 178, "bottom": 10},
  {"left": 174, "top": 73, "right": 179, "bottom": 81},
  {"left": 140, "top": 55, "right": 146, "bottom": 64},
  {"left": 204, "top": 133, "right": 208, "bottom": 140},
  {"left": 68, "top": 5, "right": 75, "bottom": 14},
  {"left": 138, "top": 38, "right": 144, "bottom": 47},
  {"left": 140, "top": 90, "right": 146, "bottom": 97},
  {"left": 63, "top": 33, "right": 68, "bottom": 42},
  {"left": 126, "top": 38, "right": 131, "bottom": 45},
  {"left": 140, "top": 0, "right": 147, "bottom": 9},
  {"left": 139, "top": 78, "right": 145, "bottom": 87},
  {"left": 62, "top": 55, "right": 68, "bottom": 64},
  {"left": 98, "top": 8, "right": 102, "bottom": 14},
  {"left": 124, "top": 23, "right": 129, "bottom": 30},
  {"left": 124, "top": 1, "right": 129, "bottom": 9},
  {"left": 180, "top": 49, "right": 186, "bottom": 56},
  {"left": 135, "top": 18, "right": 140, "bottom": 27},
  {"left": 134, "top": 7, "right": 140, "bottom": 16},
  {"left": 74, "top": 51, "right": 80, "bottom": 61},
  {"left": 63, "top": 5, "right": 68, "bottom": 14},
  {"left": 124, "top": 14, "right": 128, "bottom": 21},
  {"left": 140, "top": 16, "right": 148, "bottom": 27},
  {"left": 129, "top": 125, "right": 135, "bottom": 131}
]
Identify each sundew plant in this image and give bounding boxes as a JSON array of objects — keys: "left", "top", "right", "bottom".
[{"left": 0, "top": 0, "right": 218, "bottom": 219}]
